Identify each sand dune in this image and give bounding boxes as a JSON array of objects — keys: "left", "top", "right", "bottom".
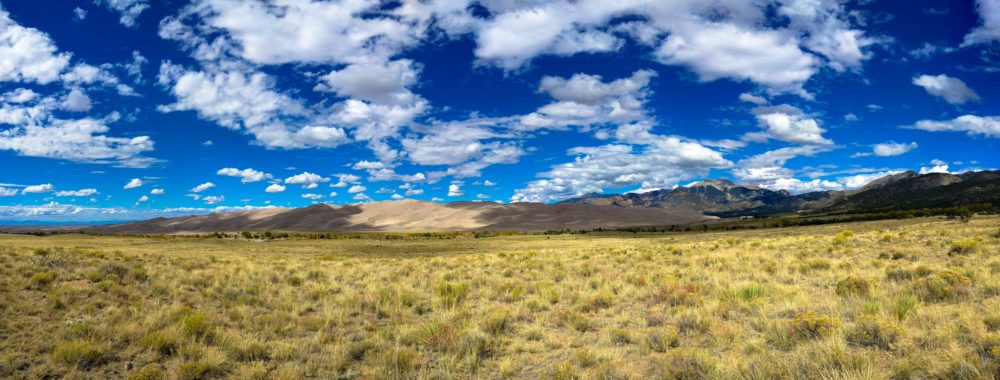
[{"left": 82, "top": 199, "right": 712, "bottom": 234}]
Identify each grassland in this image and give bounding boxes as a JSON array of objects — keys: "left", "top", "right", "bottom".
[{"left": 1, "top": 216, "right": 999, "bottom": 379}]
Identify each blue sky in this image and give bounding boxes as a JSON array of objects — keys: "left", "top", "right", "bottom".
[{"left": 0, "top": 0, "right": 998, "bottom": 223}]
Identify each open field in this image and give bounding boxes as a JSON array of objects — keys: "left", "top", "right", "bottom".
[{"left": 1, "top": 216, "right": 999, "bottom": 379}]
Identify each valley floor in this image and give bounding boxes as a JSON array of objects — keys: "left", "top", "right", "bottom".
[{"left": 1, "top": 216, "right": 999, "bottom": 379}]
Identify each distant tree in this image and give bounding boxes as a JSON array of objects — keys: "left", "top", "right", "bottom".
[{"left": 241, "top": 231, "right": 253, "bottom": 239}]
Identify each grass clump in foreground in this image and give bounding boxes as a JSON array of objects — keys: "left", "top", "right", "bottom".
[{"left": 0, "top": 215, "right": 998, "bottom": 378}]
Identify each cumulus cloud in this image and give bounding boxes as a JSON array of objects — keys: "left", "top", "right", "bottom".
[
  {"left": 919, "top": 159, "right": 951, "bottom": 174},
  {"left": 301, "top": 193, "right": 324, "bottom": 200},
  {"left": 264, "top": 184, "right": 285, "bottom": 193},
  {"left": 448, "top": 184, "right": 464, "bottom": 197},
  {"left": 520, "top": 70, "right": 656, "bottom": 131},
  {"left": 94, "top": 0, "right": 149, "bottom": 27},
  {"left": 61, "top": 88, "right": 92, "bottom": 112},
  {"left": 22, "top": 183, "right": 54, "bottom": 194},
  {"left": 912, "top": 74, "right": 981, "bottom": 104},
  {"left": 963, "top": 0, "right": 1000, "bottom": 46},
  {"left": 216, "top": 167, "right": 273, "bottom": 183},
  {"left": 352, "top": 193, "right": 372, "bottom": 202},
  {"left": 0, "top": 187, "right": 17, "bottom": 196},
  {"left": 872, "top": 142, "right": 918, "bottom": 157},
  {"left": 391, "top": 194, "right": 404, "bottom": 200},
  {"left": 123, "top": 178, "right": 143, "bottom": 189},
  {"left": 190, "top": 182, "right": 215, "bottom": 192},
  {"left": 202, "top": 195, "right": 224, "bottom": 204},
  {"left": 347, "top": 185, "right": 367, "bottom": 194},
  {"left": 56, "top": 188, "right": 98, "bottom": 196},
  {"left": 906, "top": 115, "right": 1000, "bottom": 138},
  {"left": 284, "top": 172, "right": 330, "bottom": 188},
  {"left": 0, "top": 202, "right": 274, "bottom": 223},
  {"left": 748, "top": 105, "right": 833, "bottom": 145},
  {"left": 739, "top": 93, "right": 767, "bottom": 105},
  {"left": 137, "top": 195, "right": 149, "bottom": 202},
  {"left": 150, "top": 188, "right": 164, "bottom": 195},
  {"left": 0, "top": 9, "right": 70, "bottom": 84},
  {"left": 404, "top": 188, "right": 423, "bottom": 196}
]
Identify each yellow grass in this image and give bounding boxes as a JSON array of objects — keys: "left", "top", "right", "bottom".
[{"left": 1, "top": 216, "right": 998, "bottom": 379}]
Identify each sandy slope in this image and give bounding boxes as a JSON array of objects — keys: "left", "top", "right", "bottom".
[{"left": 81, "top": 199, "right": 712, "bottom": 233}]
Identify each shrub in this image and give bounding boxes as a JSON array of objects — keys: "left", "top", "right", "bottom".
[
  {"left": 178, "top": 359, "right": 226, "bottom": 380},
  {"left": 375, "top": 346, "right": 419, "bottom": 378},
  {"left": 835, "top": 276, "right": 877, "bottom": 298},
  {"left": 587, "top": 291, "right": 615, "bottom": 311},
  {"left": 949, "top": 239, "right": 982, "bottom": 256},
  {"left": 99, "top": 262, "right": 129, "bottom": 278},
  {"left": 610, "top": 329, "right": 631, "bottom": 344},
  {"left": 285, "top": 276, "right": 303, "bottom": 286},
  {"left": 885, "top": 266, "right": 914, "bottom": 282},
  {"left": 129, "top": 364, "right": 164, "bottom": 380},
  {"left": 832, "top": 230, "right": 854, "bottom": 245},
  {"left": 847, "top": 316, "right": 902, "bottom": 350},
  {"left": 646, "top": 326, "right": 680, "bottom": 353},
  {"left": 978, "top": 334, "right": 1000, "bottom": 362},
  {"left": 893, "top": 294, "right": 919, "bottom": 321},
  {"left": 183, "top": 312, "right": 213, "bottom": 338},
  {"left": 791, "top": 312, "right": 839, "bottom": 339},
  {"left": 653, "top": 348, "right": 717, "bottom": 380},
  {"left": 30, "top": 271, "right": 56, "bottom": 288},
  {"left": 915, "top": 268, "right": 971, "bottom": 302},
  {"left": 52, "top": 340, "right": 110, "bottom": 369},
  {"left": 675, "top": 308, "right": 711, "bottom": 334}
]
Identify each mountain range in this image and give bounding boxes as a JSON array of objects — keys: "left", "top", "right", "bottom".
[{"left": 562, "top": 170, "right": 1000, "bottom": 217}]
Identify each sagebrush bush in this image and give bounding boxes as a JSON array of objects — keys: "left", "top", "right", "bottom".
[
  {"left": 948, "top": 238, "right": 982, "bottom": 256},
  {"left": 915, "top": 268, "right": 971, "bottom": 302},
  {"left": 30, "top": 271, "right": 55, "bottom": 288},
  {"left": 482, "top": 309, "right": 513, "bottom": 336},
  {"left": 646, "top": 327, "right": 680, "bottom": 353},
  {"left": 791, "top": 312, "right": 839, "bottom": 339},
  {"left": 847, "top": 315, "right": 902, "bottom": 350},
  {"left": 835, "top": 276, "right": 877, "bottom": 297},
  {"left": 129, "top": 363, "right": 164, "bottom": 380}
]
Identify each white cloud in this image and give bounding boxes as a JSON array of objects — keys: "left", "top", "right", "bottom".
[
  {"left": 62, "top": 89, "right": 92, "bottom": 112},
  {"left": 137, "top": 195, "right": 149, "bottom": 202},
  {"left": 391, "top": 194, "right": 404, "bottom": 200},
  {"left": 484, "top": 180, "right": 496, "bottom": 186},
  {"left": 919, "top": 159, "right": 951, "bottom": 174},
  {"left": 352, "top": 193, "right": 372, "bottom": 202},
  {"left": 190, "top": 182, "right": 215, "bottom": 193},
  {"left": 216, "top": 167, "right": 273, "bottom": 183},
  {"left": 520, "top": 70, "right": 656, "bottom": 131},
  {"left": 374, "top": 187, "right": 393, "bottom": 194},
  {"left": 739, "top": 93, "right": 767, "bottom": 105},
  {"left": 906, "top": 115, "right": 1000, "bottom": 138},
  {"left": 749, "top": 105, "right": 833, "bottom": 145},
  {"left": 912, "top": 75, "right": 981, "bottom": 105},
  {"left": 95, "top": 0, "right": 149, "bottom": 27},
  {"left": 56, "top": 188, "right": 98, "bottom": 196},
  {"left": 404, "top": 188, "right": 423, "bottom": 196},
  {"left": 872, "top": 142, "right": 918, "bottom": 157},
  {"left": 317, "top": 60, "right": 421, "bottom": 106},
  {"left": 328, "top": 191, "right": 337, "bottom": 197},
  {"left": 0, "top": 187, "right": 17, "bottom": 196},
  {"left": 150, "top": 188, "right": 164, "bottom": 195},
  {"left": 0, "top": 9, "right": 70, "bottom": 84},
  {"left": 124, "top": 178, "right": 143, "bottom": 189},
  {"left": 202, "top": 195, "right": 224, "bottom": 204},
  {"left": 963, "top": 0, "right": 1000, "bottom": 46},
  {"left": 431, "top": 197, "right": 444, "bottom": 202},
  {"left": 22, "top": 183, "right": 54, "bottom": 194},
  {"left": 838, "top": 171, "right": 904, "bottom": 188},
  {"left": 347, "top": 185, "right": 367, "bottom": 194},
  {"left": 284, "top": 172, "right": 330, "bottom": 187},
  {"left": 476, "top": 194, "right": 490, "bottom": 199},
  {"left": 73, "top": 7, "right": 87, "bottom": 21},
  {"left": 265, "top": 184, "right": 285, "bottom": 193},
  {"left": 448, "top": 184, "right": 464, "bottom": 197},
  {"left": 844, "top": 113, "right": 859, "bottom": 122},
  {"left": 302, "top": 193, "right": 324, "bottom": 200}
]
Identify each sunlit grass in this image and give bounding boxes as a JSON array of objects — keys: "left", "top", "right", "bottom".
[{"left": 0, "top": 215, "right": 998, "bottom": 378}]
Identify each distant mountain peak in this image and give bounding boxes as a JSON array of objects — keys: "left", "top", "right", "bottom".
[{"left": 689, "top": 178, "right": 760, "bottom": 190}]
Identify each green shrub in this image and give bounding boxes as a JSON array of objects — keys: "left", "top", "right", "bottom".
[
  {"left": 739, "top": 283, "right": 765, "bottom": 302},
  {"left": 653, "top": 348, "right": 717, "bottom": 380},
  {"left": 52, "top": 340, "right": 110, "bottom": 369},
  {"left": 30, "top": 271, "right": 56, "bottom": 288},
  {"left": 885, "top": 266, "right": 914, "bottom": 282},
  {"left": 791, "top": 312, "right": 839, "bottom": 339},
  {"left": 835, "top": 276, "right": 877, "bottom": 298},
  {"left": 893, "top": 294, "right": 919, "bottom": 321},
  {"left": 86, "top": 272, "right": 105, "bottom": 283},
  {"left": 832, "top": 230, "right": 854, "bottom": 245},
  {"left": 847, "top": 316, "right": 902, "bottom": 350},
  {"left": 183, "top": 312, "right": 213, "bottom": 338},
  {"left": 99, "top": 262, "right": 129, "bottom": 278},
  {"left": 178, "top": 359, "right": 226, "bottom": 380},
  {"left": 949, "top": 239, "right": 982, "bottom": 256},
  {"left": 978, "top": 334, "right": 1000, "bottom": 362},
  {"left": 587, "top": 291, "right": 615, "bottom": 311},
  {"left": 285, "top": 276, "right": 303, "bottom": 286}
]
